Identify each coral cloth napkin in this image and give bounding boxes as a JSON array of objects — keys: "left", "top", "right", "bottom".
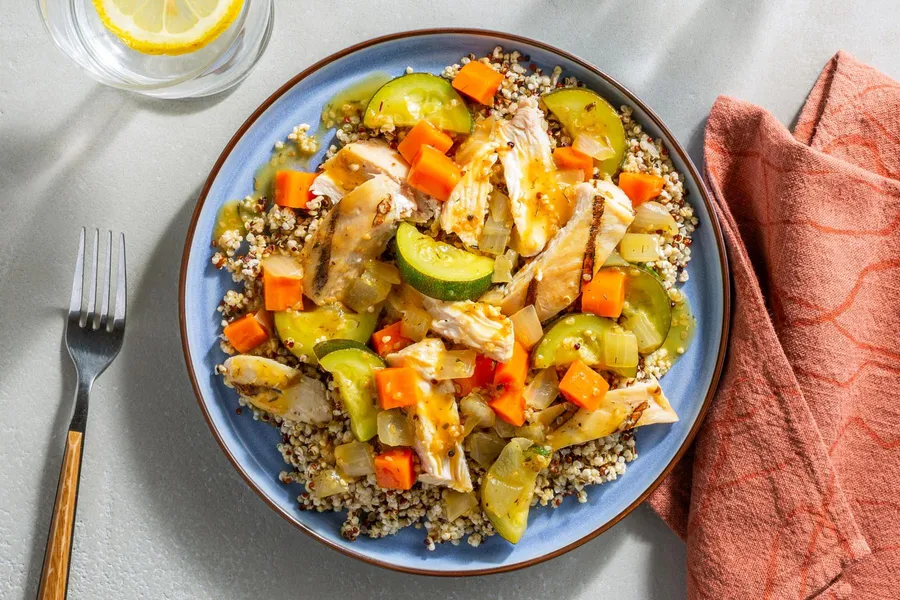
[{"left": 648, "top": 52, "right": 900, "bottom": 599}]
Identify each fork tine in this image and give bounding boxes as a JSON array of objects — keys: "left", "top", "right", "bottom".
[
  {"left": 83, "top": 229, "right": 99, "bottom": 328},
  {"left": 69, "top": 228, "right": 85, "bottom": 317},
  {"left": 113, "top": 232, "right": 127, "bottom": 331},
  {"left": 98, "top": 230, "right": 112, "bottom": 330}
]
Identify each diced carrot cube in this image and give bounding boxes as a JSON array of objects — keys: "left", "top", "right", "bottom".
[
  {"left": 371, "top": 322, "right": 414, "bottom": 357},
  {"left": 559, "top": 360, "right": 610, "bottom": 412},
  {"left": 262, "top": 255, "right": 305, "bottom": 312},
  {"left": 493, "top": 342, "right": 528, "bottom": 388},
  {"left": 408, "top": 145, "right": 461, "bottom": 201},
  {"left": 617, "top": 172, "right": 665, "bottom": 206},
  {"left": 398, "top": 120, "right": 454, "bottom": 164},
  {"left": 553, "top": 146, "right": 593, "bottom": 181},
  {"left": 274, "top": 170, "right": 317, "bottom": 209},
  {"left": 223, "top": 314, "right": 269, "bottom": 353},
  {"left": 582, "top": 268, "right": 626, "bottom": 318},
  {"left": 375, "top": 367, "right": 422, "bottom": 409},
  {"left": 452, "top": 61, "right": 505, "bottom": 105},
  {"left": 488, "top": 384, "right": 526, "bottom": 426},
  {"left": 374, "top": 448, "right": 416, "bottom": 490}
]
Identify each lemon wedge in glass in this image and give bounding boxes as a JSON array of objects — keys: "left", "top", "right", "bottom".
[{"left": 92, "top": 0, "right": 244, "bottom": 56}]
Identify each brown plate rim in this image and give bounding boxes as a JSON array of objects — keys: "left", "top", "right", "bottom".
[{"left": 179, "top": 27, "right": 731, "bottom": 577}]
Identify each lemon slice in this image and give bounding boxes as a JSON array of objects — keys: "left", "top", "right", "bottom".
[{"left": 93, "top": 0, "right": 244, "bottom": 56}]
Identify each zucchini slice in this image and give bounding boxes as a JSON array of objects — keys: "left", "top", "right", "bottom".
[
  {"left": 395, "top": 223, "right": 495, "bottom": 301},
  {"left": 313, "top": 339, "right": 378, "bottom": 361},
  {"left": 542, "top": 88, "right": 626, "bottom": 176},
  {"left": 363, "top": 73, "right": 474, "bottom": 134},
  {"left": 531, "top": 313, "right": 617, "bottom": 369},
  {"left": 657, "top": 293, "right": 696, "bottom": 364},
  {"left": 481, "top": 438, "right": 550, "bottom": 544},
  {"left": 598, "top": 265, "right": 672, "bottom": 354},
  {"left": 317, "top": 344, "right": 386, "bottom": 442},
  {"left": 274, "top": 305, "right": 378, "bottom": 366}
]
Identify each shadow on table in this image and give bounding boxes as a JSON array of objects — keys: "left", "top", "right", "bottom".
[{"left": 130, "top": 85, "right": 238, "bottom": 117}]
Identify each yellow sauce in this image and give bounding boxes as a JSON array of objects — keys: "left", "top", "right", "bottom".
[
  {"left": 320, "top": 72, "right": 392, "bottom": 129},
  {"left": 253, "top": 145, "right": 317, "bottom": 200},
  {"left": 660, "top": 293, "right": 696, "bottom": 365},
  {"left": 212, "top": 199, "right": 245, "bottom": 243}
]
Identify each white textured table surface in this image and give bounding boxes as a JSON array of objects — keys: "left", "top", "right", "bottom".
[{"left": 2, "top": 1, "right": 897, "bottom": 598}]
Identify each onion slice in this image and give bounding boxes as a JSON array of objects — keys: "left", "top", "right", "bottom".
[
  {"left": 480, "top": 217, "right": 511, "bottom": 255},
  {"left": 377, "top": 409, "right": 414, "bottom": 446},
  {"left": 523, "top": 368, "right": 559, "bottom": 410},
  {"left": 603, "top": 329, "right": 639, "bottom": 369},
  {"left": 619, "top": 233, "right": 661, "bottom": 262},
  {"left": 510, "top": 305, "right": 543, "bottom": 350},
  {"left": 434, "top": 350, "right": 477, "bottom": 380},
  {"left": 334, "top": 441, "right": 375, "bottom": 478},
  {"left": 631, "top": 201, "right": 678, "bottom": 234},
  {"left": 573, "top": 133, "right": 615, "bottom": 160}
]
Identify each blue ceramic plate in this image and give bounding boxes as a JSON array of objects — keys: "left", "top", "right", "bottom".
[{"left": 180, "top": 29, "right": 729, "bottom": 575}]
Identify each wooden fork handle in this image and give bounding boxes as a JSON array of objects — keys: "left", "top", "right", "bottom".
[{"left": 38, "top": 430, "right": 84, "bottom": 600}]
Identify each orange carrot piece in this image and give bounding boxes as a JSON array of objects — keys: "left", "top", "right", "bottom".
[
  {"left": 375, "top": 367, "right": 422, "bottom": 409},
  {"left": 371, "top": 322, "right": 414, "bottom": 357},
  {"left": 582, "top": 268, "right": 626, "bottom": 318},
  {"left": 493, "top": 341, "right": 528, "bottom": 388},
  {"left": 452, "top": 61, "right": 505, "bottom": 105},
  {"left": 617, "top": 172, "right": 665, "bottom": 206},
  {"left": 408, "top": 145, "right": 462, "bottom": 201},
  {"left": 224, "top": 314, "right": 269, "bottom": 353},
  {"left": 264, "top": 275, "right": 304, "bottom": 312},
  {"left": 488, "top": 384, "right": 526, "bottom": 426},
  {"left": 262, "top": 259, "right": 304, "bottom": 312},
  {"left": 274, "top": 170, "right": 317, "bottom": 209},
  {"left": 374, "top": 448, "right": 416, "bottom": 490},
  {"left": 559, "top": 360, "right": 610, "bottom": 412},
  {"left": 553, "top": 146, "right": 593, "bottom": 181},
  {"left": 398, "top": 120, "right": 454, "bottom": 164}
]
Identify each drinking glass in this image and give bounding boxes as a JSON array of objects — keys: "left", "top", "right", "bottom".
[{"left": 36, "top": 0, "right": 273, "bottom": 99}]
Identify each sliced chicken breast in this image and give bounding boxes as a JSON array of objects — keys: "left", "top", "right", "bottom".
[
  {"left": 609, "top": 377, "right": 679, "bottom": 428},
  {"left": 481, "top": 180, "right": 634, "bottom": 321},
  {"left": 309, "top": 139, "right": 438, "bottom": 223},
  {"left": 387, "top": 340, "right": 473, "bottom": 492},
  {"left": 387, "top": 338, "right": 446, "bottom": 380},
  {"left": 496, "top": 99, "right": 571, "bottom": 257},
  {"left": 301, "top": 175, "right": 414, "bottom": 305},
  {"left": 440, "top": 118, "right": 500, "bottom": 247},
  {"left": 222, "top": 355, "right": 300, "bottom": 390},
  {"left": 422, "top": 298, "right": 514, "bottom": 362}
]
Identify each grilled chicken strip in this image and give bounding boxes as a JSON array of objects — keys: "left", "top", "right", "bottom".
[
  {"left": 387, "top": 339, "right": 473, "bottom": 493},
  {"left": 497, "top": 99, "right": 572, "bottom": 257},
  {"left": 610, "top": 377, "right": 679, "bottom": 429},
  {"left": 481, "top": 180, "right": 634, "bottom": 321},
  {"left": 301, "top": 175, "right": 414, "bottom": 305},
  {"left": 222, "top": 355, "right": 300, "bottom": 389},
  {"left": 309, "top": 139, "right": 439, "bottom": 222},
  {"left": 439, "top": 118, "right": 500, "bottom": 247},
  {"left": 222, "top": 356, "right": 331, "bottom": 424},
  {"left": 547, "top": 377, "right": 676, "bottom": 450},
  {"left": 422, "top": 298, "right": 515, "bottom": 362}
]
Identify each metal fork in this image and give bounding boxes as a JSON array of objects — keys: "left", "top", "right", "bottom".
[{"left": 38, "top": 228, "right": 127, "bottom": 600}]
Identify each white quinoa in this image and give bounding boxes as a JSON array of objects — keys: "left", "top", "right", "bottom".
[{"left": 211, "top": 48, "right": 695, "bottom": 549}]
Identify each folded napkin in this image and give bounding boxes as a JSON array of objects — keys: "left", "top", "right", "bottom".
[{"left": 648, "top": 52, "right": 900, "bottom": 599}]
